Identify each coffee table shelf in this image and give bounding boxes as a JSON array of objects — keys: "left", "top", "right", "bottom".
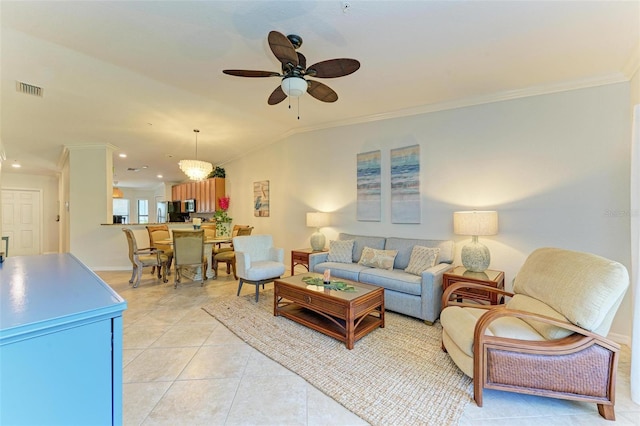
[{"left": 274, "top": 274, "right": 384, "bottom": 349}]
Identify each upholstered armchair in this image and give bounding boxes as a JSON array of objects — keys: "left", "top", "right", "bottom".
[
  {"left": 233, "top": 234, "right": 285, "bottom": 301},
  {"left": 123, "top": 228, "right": 169, "bottom": 288},
  {"left": 213, "top": 226, "right": 254, "bottom": 279},
  {"left": 440, "top": 247, "right": 629, "bottom": 421}
]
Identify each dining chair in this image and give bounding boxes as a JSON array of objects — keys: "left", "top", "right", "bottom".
[
  {"left": 200, "top": 223, "right": 217, "bottom": 239},
  {"left": 214, "top": 225, "right": 254, "bottom": 254},
  {"left": 146, "top": 225, "right": 173, "bottom": 275},
  {"left": 213, "top": 225, "right": 254, "bottom": 279},
  {"left": 172, "top": 229, "right": 207, "bottom": 288},
  {"left": 122, "top": 228, "right": 168, "bottom": 288}
]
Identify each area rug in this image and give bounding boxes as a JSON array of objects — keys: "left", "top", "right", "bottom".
[{"left": 202, "top": 291, "right": 473, "bottom": 426}]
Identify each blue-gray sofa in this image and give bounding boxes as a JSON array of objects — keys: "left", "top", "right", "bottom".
[{"left": 309, "top": 233, "right": 454, "bottom": 324}]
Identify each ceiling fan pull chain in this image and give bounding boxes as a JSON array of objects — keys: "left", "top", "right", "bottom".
[{"left": 297, "top": 97, "right": 300, "bottom": 120}]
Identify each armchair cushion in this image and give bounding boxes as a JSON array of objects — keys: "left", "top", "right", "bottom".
[
  {"left": 512, "top": 248, "right": 629, "bottom": 333},
  {"left": 506, "top": 294, "right": 573, "bottom": 340},
  {"left": 441, "top": 306, "right": 545, "bottom": 358}
]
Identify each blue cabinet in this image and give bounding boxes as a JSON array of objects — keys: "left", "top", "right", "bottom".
[{"left": 0, "top": 254, "right": 127, "bottom": 425}]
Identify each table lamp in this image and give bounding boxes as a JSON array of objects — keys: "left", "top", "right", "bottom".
[
  {"left": 453, "top": 210, "right": 498, "bottom": 272},
  {"left": 306, "top": 212, "right": 330, "bottom": 251}
]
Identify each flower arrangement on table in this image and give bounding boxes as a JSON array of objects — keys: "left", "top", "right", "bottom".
[
  {"left": 214, "top": 196, "right": 232, "bottom": 223},
  {"left": 214, "top": 196, "right": 232, "bottom": 238}
]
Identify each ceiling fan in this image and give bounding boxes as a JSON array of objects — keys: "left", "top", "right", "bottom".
[{"left": 223, "top": 31, "right": 360, "bottom": 105}]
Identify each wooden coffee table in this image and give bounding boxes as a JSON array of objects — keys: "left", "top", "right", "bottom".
[{"left": 273, "top": 274, "right": 384, "bottom": 349}]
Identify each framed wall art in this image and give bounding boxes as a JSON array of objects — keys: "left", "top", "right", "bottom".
[
  {"left": 356, "top": 150, "right": 381, "bottom": 221},
  {"left": 390, "top": 145, "right": 420, "bottom": 223},
  {"left": 253, "top": 180, "right": 270, "bottom": 217}
]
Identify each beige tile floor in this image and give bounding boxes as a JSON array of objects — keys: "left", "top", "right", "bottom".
[{"left": 96, "top": 269, "right": 640, "bottom": 426}]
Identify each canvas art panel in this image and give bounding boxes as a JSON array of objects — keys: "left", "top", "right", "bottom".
[
  {"left": 254, "top": 180, "right": 270, "bottom": 217},
  {"left": 391, "top": 145, "right": 420, "bottom": 223},
  {"left": 357, "top": 150, "right": 381, "bottom": 221}
]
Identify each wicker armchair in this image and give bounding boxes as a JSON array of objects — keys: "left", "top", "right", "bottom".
[{"left": 440, "top": 248, "right": 629, "bottom": 421}]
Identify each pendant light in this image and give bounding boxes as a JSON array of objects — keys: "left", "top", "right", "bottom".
[{"left": 179, "top": 129, "right": 213, "bottom": 181}]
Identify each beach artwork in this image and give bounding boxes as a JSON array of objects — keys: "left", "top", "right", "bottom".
[
  {"left": 357, "top": 150, "right": 381, "bottom": 221},
  {"left": 253, "top": 180, "right": 270, "bottom": 217},
  {"left": 390, "top": 145, "right": 420, "bottom": 223}
]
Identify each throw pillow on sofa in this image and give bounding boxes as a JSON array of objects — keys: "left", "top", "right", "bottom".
[
  {"left": 327, "top": 240, "right": 355, "bottom": 263},
  {"left": 358, "top": 246, "right": 398, "bottom": 270},
  {"left": 405, "top": 246, "right": 440, "bottom": 275}
]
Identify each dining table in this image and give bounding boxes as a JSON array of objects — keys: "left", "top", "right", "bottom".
[{"left": 157, "top": 233, "right": 232, "bottom": 280}]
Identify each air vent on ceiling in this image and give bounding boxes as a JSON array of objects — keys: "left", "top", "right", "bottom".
[{"left": 16, "top": 81, "right": 43, "bottom": 97}]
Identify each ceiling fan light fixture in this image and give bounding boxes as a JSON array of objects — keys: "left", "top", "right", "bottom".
[
  {"left": 179, "top": 129, "right": 213, "bottom": 181},
  {"left": 281, "top": 77, "right": 307, "bottom": 97}
]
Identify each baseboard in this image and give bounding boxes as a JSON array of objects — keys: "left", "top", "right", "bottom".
[
  {"left": 607, "top": 332, "right": 630, "bottom": 346},
  {"left": 92, "top": 266, "right": 130, "bottom": 271}
]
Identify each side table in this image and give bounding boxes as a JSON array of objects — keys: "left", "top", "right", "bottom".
[
  {"left": 442, "top": 266, "right": 505, "bottom": 305},
  {"left": 291, "top": 248, "right": 327, "bottom": 274}
]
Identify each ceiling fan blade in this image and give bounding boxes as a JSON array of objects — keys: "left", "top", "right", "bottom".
[
  {"left": 223, "top": 69, "right": 281, "bottom": 78},
  {"left": 306, "top": 58, "right": 360, "bottom": 78},
  {"left": 307, "top": 80, "right": 338, "bottom": 103},
  {"left": 268, "top": 86, "right": 287, "bottom": 105},
  {"left": 268, "top": 31, "right": 298, "bottom": 66},
  {"left": 297, "top": 52, "right": 307, "bottom": 70}
]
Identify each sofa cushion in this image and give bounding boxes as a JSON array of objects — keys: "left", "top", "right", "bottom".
[
  {"left": 338, "top": 233, "right": 385, "bottom": 263},
  {"left": 359, "top": 268, "right": 423, "bottom": 296},
  {"left": 405, "top": 246, "right": 440, "bottom": 275},
  {"left": 313, "top": 261, "right": 370, "bottom": 282},
  {"left": 358, "top": 247, "right": 398, "bottom": 270},
  {"left": 384, "top": 238, "right": 455, "bottom": 268},
  {"left": 326, "top": 240, "right": 354, "bottom": 263}
]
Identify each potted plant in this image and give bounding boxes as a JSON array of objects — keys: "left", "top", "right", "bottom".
[{"left": 214, "top": 196, "right": 232, "bottom": 237}]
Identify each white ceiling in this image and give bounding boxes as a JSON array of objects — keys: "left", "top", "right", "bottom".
[{"left": 1, "top": 1, "right": 638, "bottom": 188}]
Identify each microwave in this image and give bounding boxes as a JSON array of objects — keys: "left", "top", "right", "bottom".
[{"left": 184, "top": 199, "right": 196, "bottom": 213}]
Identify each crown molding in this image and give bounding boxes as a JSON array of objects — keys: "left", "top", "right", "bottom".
[{"left": 292, "top": 73, "right": 631, "bottom": 137}]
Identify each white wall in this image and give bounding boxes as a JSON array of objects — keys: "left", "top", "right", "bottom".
[
  {"left": 1, "top": 172, "right": 60, "bottom": 254},
  {"left": 224, "top": 83, "right": 632, "bottom": 340}
]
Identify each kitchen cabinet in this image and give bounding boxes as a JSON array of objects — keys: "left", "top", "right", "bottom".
[
  {"left": 0, "top": 254, "right": 127, "bottom": 425},
  {"left": 171, "top": 177, "right": 225, "bottom": 213}
]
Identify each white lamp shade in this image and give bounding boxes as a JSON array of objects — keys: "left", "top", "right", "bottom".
[
  {"left": 281, "top": 77, "right": 308, "bottom": 97},
  {"left": 453, "top": 211, "right": 498, "bottom": 236},
  {"left": 306, "top": 212, "right": 330, "bottom": 228}
]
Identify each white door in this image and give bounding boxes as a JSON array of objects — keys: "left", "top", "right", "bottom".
[{"left": 1, "top": 189, "right": 41, "bottom": 256}]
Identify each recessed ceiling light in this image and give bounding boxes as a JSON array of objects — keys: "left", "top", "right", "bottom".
[
  {"left": 119, "top": 153, "right": 127, "bottom": 158},
  {"left": 157, "top": 174, "right": 163, "bottom": 178},
  {"left": 11, "top": 162, "right": 21, "bottom": 168}
]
